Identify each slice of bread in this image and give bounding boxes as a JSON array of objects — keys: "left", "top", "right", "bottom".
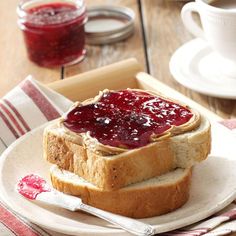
[
  {"left": 44, "top": 89, "right": 211, "bottom": 190},
  {"left": 50, "top": 165, "right": 192, "bottom": 218}
]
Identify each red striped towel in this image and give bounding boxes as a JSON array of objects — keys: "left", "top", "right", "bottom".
[
  {"left": 0, "top": 76, "right": 236, "bottom": 236},
  {"left": 0, "top": 76, "right": 72, "bottom": 153}
]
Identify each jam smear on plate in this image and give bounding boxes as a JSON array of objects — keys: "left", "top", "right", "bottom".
[
  {"left": 64, "top": 90, "right": 193, "bottom": 149},
  {"left": 17, "top": 174, "right": 51, "bottom": 200}
]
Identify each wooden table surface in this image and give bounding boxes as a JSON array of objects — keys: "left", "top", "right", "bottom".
[{"left": 1, "top": 0, "right": 236, "bottom": 120}]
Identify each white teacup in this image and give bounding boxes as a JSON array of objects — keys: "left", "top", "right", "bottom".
[{"left": 181, "top": 0, "right": 236, "bottom": 77}]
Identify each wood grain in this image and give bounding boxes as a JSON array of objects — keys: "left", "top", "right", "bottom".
[
  {"left": 49, "top": 58, "right": 142, "bottom": 101},
  {"left": 64, "top": 0, "right": 147, "bottom": 78},
  {"left": 0, "top": 0, "right": 61, "bottom": 97},
  {"left": 141, "top": 0, "right": 236, "bottom": 118}
]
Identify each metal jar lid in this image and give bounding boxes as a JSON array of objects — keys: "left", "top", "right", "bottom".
[{"left": 85, "top": 5, "right": 135, "bottom": 45}]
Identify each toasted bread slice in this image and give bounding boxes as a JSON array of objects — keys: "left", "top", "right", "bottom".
[
  {"left": 50, "top": 165, "right": 192, "bottom": 218},
  {"left": 44, "top": 89, "right": 211, "bottom": 190}
]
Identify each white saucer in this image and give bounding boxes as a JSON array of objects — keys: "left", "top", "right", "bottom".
[{"left": 169, "top": 38, "right": 236, "bottom": 99}]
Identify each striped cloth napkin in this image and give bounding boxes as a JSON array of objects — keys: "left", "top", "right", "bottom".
[
  {"left": 0, "top": 76, "right": 236, "bottom": 236},
  {"left": 0, "top": 76, "right": 72, "bottom": 152}
]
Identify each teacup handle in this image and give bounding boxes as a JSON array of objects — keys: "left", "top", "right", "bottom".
[{"left": 181, "top": 2, "right": 205, "bottom": 39}]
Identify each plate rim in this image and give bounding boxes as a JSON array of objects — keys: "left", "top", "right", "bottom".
[{"left": 1, "top": 122, "right": 236, "bottom": 235}]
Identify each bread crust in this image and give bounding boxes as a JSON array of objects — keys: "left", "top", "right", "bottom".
[
  {"left": 44, "top": 126, "right": 176, "bottom": 190},
  {"left": 50, "top": 166, "right": 192, "bottom": 218},
  {"left": 43, "top": 89, "right": 211, "bottom": 190},
  {"left": 44, "top": 115, "right": 210, "bottom": 190}
]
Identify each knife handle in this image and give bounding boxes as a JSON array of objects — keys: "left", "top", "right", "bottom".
[{"left": 79, "top": 202, "right": 155, "bottom": 236}]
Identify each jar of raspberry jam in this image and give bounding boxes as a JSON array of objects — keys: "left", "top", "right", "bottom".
[{"left": 17, "top": 0, "right": 87, "bottom": 67}]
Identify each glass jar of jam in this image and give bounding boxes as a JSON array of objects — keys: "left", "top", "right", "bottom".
[{"left": 17, "top": 0, "right": 87, "bottom": 67}]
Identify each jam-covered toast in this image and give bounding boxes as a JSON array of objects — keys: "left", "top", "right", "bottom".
[{"left": 44, "top": 89, "right": 211, "bottom": 190}]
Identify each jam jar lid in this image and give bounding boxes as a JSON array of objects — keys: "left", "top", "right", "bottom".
[{"left": 85, "top": 5, "right": 135, "bottom": 45}]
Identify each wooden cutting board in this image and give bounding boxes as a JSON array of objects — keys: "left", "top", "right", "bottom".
[{"left": 48, "top": 58, "right": 221, "bottom": 122}]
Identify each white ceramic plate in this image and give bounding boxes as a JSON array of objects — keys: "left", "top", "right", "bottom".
[
  {"left": 169, "top": 38, "right": 236, "bottom": 99},
  {"left": 0, "top": 121, "right": 236, "bottom": 235}
]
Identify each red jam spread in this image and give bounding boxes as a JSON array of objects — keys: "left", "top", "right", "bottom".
[
  {"left": 21, "top": 3, "right": 86, "bottom": 67},
  {"left": 63, "top": 90, "right": 193, "bottom": 149},
  {"left": 17, "top": 174, "right": 51, "bottom": 200}
]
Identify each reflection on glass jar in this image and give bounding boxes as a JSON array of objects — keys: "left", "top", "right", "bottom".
[{"left": 17, "top": 0, "right": 87, "bottom": 67}]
